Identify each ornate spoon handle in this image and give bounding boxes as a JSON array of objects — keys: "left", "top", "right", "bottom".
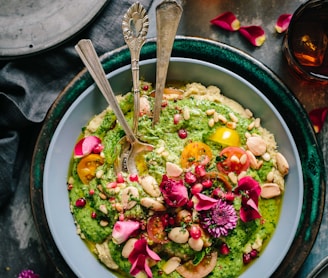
[
  {"left": 122, "top": 2, "right": 149, "bottom": 134},
  {"left": 153, "top": 0, "right": 182, "bottom": 126}
]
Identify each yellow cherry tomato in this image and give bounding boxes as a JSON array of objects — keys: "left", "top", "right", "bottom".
[
  {"left": 77, "top": 154, "right": 104, "bottom": 184},
  {"left": 209, "top": 127, "right": 240, "bottom": 146},
  {"left": 181, "top": 142, "right": 213, "bottom": 169}
]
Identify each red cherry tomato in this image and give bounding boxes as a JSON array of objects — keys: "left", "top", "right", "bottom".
[
  {"left": 147, "top": 214, "right": 169, "bottom": 244},
  {"left": 217, "top": 147, "right": 250, "bottom": 174}
]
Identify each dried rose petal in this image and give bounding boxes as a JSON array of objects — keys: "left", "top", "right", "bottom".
[
  {"left": 74, "top": 135, "right": 102, "bottom": 158},
  {"left": 234, "top": 176, "right": 261, "bottom": 222},
  {"left": 309, "top": 107, "right": 328, "bottom": 133},
  {"left": 275, "top": 14, "right": 292, "bottom": 33},
  {"left": 112, "top": 220, "right": 140, "bottom": 244},
  {"left": 239, "top": 25, "right": 266, "bottom": 46},
  {"left": 128, "top": 238, "right": 161, "bottom": 278},
  {"left": 159, "top": 175, "right": 188, "bottom": 207},
  {"left": 194, "top": 193, "right": 218, "bottom": 211},
  {"left": 210, "top": 11, "right": 240, "bottom": 31}
]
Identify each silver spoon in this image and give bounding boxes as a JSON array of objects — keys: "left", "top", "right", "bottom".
[
  {"left": 122, "top": 2, "right": 149, "bottom": 134},
  {"left": 152, "top": 0, "right": 183, "bottom": 126},
  {"left": 75, "top": 39, "right": 153, "bottom": 175}
]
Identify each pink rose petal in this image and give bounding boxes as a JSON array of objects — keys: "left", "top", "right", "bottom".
[
  {"left": 309, "top": 107, "right": 328, "bottom": 133},
  {"left": 210, "top": 11, "right": 240, "bottom": 31},
  {"left": 129, "top": 239, "right": 161, "bottom": 278},
  {"left": 275, "top": 14, "right": 292, "bottom": 33},
  {"left": 194, "top": 193, "right": 218, "bottom": 211},
  {"left": 112, "top": 220, "right": 140, "bottom": 244},
  {"left": 74, "top": 135, "right": 101, "bottom": 158},
  {"left": 239, "top": 25, "right": 266, "bottom": 46}
]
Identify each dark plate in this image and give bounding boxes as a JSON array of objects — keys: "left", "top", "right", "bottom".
[
  {"left": 0, "top": 0, "right": 108, "bottom": 59},
  {"left": 30, "top": 36, "right": 325, "bottom": 277}
]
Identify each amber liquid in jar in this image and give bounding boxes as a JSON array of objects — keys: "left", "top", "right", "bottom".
[{"left": 288, "top": 0, "right": 328, "bottom": 80}]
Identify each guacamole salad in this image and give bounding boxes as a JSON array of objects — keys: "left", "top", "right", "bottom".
[{"left": 67, "top": 82, "right": 289, "bottom": 278}]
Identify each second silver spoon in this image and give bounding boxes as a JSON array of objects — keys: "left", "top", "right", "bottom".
[{"left": 75, "top": 39, "right": 153, "bottom": 175}]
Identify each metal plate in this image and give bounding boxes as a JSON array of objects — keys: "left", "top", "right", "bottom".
[{"left": 0, "top": 0, "right": 108, "bottom": 59}]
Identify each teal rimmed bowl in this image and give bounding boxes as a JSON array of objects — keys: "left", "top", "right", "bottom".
[{"left": 30, "top": 36, "right": 325, "bottom": 277}]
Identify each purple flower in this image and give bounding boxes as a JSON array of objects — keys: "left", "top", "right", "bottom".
[
  {"left": 200, "top": 199, "right": 238, "bottom": 238},
  {"left": 159, "top": 175, "right": 188, "bottom": 207},
  {"left": 18, "top": 270, "right": 39, "bottom": 278}
]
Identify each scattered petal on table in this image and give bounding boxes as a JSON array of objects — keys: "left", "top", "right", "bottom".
[
  {"left": 239, "top": 25, "right": 266, "bottom": 46},
  {"left": 275, "top": 14, "right": 292, "bottom": 33},
  {"left": 210, "top": 11, "right": 240, "bottom": 31}
]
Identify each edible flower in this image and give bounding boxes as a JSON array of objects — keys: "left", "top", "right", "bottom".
[
  {"left": 18, "top": 270, "right": 39, "bottom": 278},
  {"left": 199, "top": 199, "right": 238, "bottom": 238},
  {"left": 309, "top": 107, "right": 328, "bottom": 133},
  {"left": 234, "top": 176, "right": 261, "bottom": 222},
  {"left": 239, "top": 26, "right": 266, "bottom": 47},
  {"left": 74, "top": 135, "right": 102, "bottom": 158},
  {"left": 112, "top": 221, "right": 140, "bottom": 244},
  {"left": 128, "top": 238, "right": 161, "bottom": 278},
  {"left": 194, "top": 193, "right": 218, "bottom": 211},
  {"left": 159, "top": 175, "right": 188, "bottom": 207},
  {"left": 210, "top": 11, "right": 240, "bottom": 31},
  {"left": 275, "top": 14, "right": 292, "bottom": 33}
]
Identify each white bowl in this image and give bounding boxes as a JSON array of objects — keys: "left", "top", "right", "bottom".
[{"left": 44, "top": 57, "right": 302, "bottom": 277}]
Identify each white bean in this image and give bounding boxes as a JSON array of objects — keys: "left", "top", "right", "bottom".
[{"left": 168, "top": 227, "right": 189, "bottom": 244}]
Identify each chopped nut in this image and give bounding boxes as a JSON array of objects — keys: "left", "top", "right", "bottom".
[
  {"left": 261, "top": 183, "right": 281, "bottom": 199},
  {"left": 218, "top": 114, "right": 227, "bottom": 123},
  {"left": 206, "top": 109, "right": 216, "bottom": 116},
  {"left": 262, "top": 152, "right": 271, "bottom": 161},
  {"left": 229, "top": 112, "right": 239, "bottom": 122},
  {"left": 99, "top": 204, "right": 108, "bottom": 214},
  {"left": 266, "top": 171, "right": 274, "bottom": 182},
  {"left": 100, "top": 220, "right": 109, "bottom": 227},
  {"left": 228, "top": 172, "right": 238, "bottom": 184},
  {"left": 99, "top": 193, "right": 107, "bottom": 200},
  {"left": 275, "top": 152, "right": 289, "bottom": 176},
  {"left": 208, "top": 118, "right": 215, "bottom": 127},
  {"left": 226, "top": 121, "right": 237, "bottom": 129},
  {"left": 246, "top": 136, "right": 267, "bottom": 156},
  {"left": 183, "top": 107, "right": 190, "bottom": 120}
]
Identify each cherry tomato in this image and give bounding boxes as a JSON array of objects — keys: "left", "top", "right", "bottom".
[
  {"left": 209, "top": 127, "right": 240, "bottom": 146},
  {"left": 77, "top": 154, "right": 104, "bottom": 184},
  {"left": 216, "top": 147, "right": 250, "bottom": 174},
  {"left": 147, "top": 214, "right": 169, "bottom": 244},
  {"left": 180, "top": 142, "right": 213, "bottom": 169}
]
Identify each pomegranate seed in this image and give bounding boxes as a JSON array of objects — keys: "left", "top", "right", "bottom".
[
  {"left": 195, "top": 165, "right": 206, "bottom": 177},
  {"left": 189, "top": 225, "right": 202, "bottom": 239},
  {"left": 191, "top": 183, "right": 203, "bottom": 195},
  {"left": 75, "top": 198, "right": 86, "bottom": 208},
  {"left": 219, "top": 243, "right": 230, "bottom": 255},
  {"left": 212, "top": 188, "right": 224, "bottom": 198},
  {"left": 243, "top": 253, "right": 252, "bottom": 264},
  {"left": 174, "top": 114, "right": 181, "bottom": 124},
  {"left": 178, "top": 129, "right": 188, "bottom": 139},
  {"left": 129, "top": 174, "right": 139, "bottom": 182},
  {"left": 116, "top": 173, "right": 125, "bottom": 183},
  {"left": 89, "top": 189, "right": 95, "bottom": 195},
  {"left": 168, "top": 217, "right": 175, "bottom": 226},
  {"left": 161, "top": 101, "right": 168, "bottom": 107},
  {"left": 224, "top": 191, "right": 235, "bottom": 201},
  {"left": 92, "top": 143, "right": 104, "bottom": 153},
  {"left": 91, "top": 211, "right": 97, "bottom": 219},
  {"left": 67, "top": 184, "right": 73, "bottom": 191},
  {"left": 142, "top": 85, "right": 149, "bottom": 91},
  {"left": 202, "top": 179, "right": 213, "bottom": 188},
  {"left": 185, "top": 172, "right": 197, "bottom": 184},
  {"left": 250, "top": 249, "right": 258, "bottom": 258}
]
